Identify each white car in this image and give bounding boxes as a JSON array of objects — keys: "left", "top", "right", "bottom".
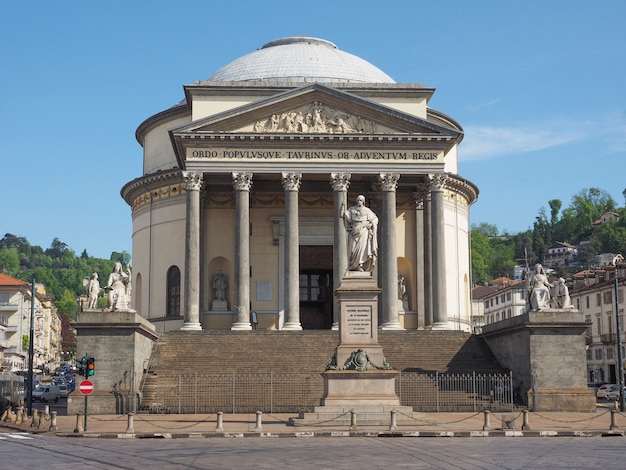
[
  {"left": 606, "top": 385, "right": 624, "bottom": 401},
  {"left": 596, "top": 384, "right": 616, "bottom": 399}
]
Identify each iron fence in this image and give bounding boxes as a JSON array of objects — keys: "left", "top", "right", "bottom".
[{"left": 139, "top": 371, "right": 514, "bottom": 414}]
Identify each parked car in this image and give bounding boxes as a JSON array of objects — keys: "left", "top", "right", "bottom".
[
  {"left": 596, "top": 384, "right": 617, "bottom": 399},
  {"left": 606, "top": 385, "right": 625, "bottom": 401}
]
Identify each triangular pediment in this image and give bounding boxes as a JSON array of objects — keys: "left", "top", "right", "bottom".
[{"left": 171, "top": 84, "right": 461, "bottom": 138}]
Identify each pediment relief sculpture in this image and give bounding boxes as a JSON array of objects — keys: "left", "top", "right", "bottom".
[{"left": 253, "top": 101, "right": 384, "bottom": 134}]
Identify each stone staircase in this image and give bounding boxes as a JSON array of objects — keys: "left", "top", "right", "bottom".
[{"left": 139, "top": 330, "right": 507, "bottom": 413}]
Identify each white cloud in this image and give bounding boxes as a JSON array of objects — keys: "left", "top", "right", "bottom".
[
  {"left": 459, "top": 121, "right": 583, "bottom": 161},
  {"left": 459, "top": 113, "right": 626, "bottom": 162}
]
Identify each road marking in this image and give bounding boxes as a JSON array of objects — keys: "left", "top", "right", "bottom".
[{"left": 0, "top": 433, "right": 34, "bottom": 440}]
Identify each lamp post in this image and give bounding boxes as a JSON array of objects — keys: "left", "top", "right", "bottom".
[
  {"left": 26, "top": 278, "right": 35, "bottom": 416},
  {"left": 615, "top": 275, "right": 625, "bottom": 412}
]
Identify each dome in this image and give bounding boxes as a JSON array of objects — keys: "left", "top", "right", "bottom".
[{"left": 207, "top": 36, "right": 395, "bottom": 84}]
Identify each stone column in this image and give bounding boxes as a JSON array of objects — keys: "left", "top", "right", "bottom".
[
  {"left": 330, "top": 173, "right": 351, "bottom": 330},
  {"left": 422, "top": 185, "right": 433, "bottom": 327},
  {"left": 413, "top": 185, "right": 428, "bottom": 329},
  {"left": 282, "top": 172, "right": 302, "bottom": 330},
  {"left": 181, "top": 171, "right": 203, "bottom": 331},
  {"left": 430, "top": 173, "right": 448, "bottom": 329},
  {"left": 231, "top": 172, "right": 252, "bottom": 330},
  {"left": 379, "top": 173, "right": 403, "bottom": 330}
]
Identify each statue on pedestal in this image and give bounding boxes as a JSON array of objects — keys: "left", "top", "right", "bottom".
[
  {"left": 212, "top": 270, "right": 228, "bottom": 310},
  {"left": 552, "top": 277, "right": 574, "bottom": 309},
  {"left": 83, "top": 273, "right": 102, "bottom": 309},
  {"left": 340, "top": 194, "right": 378, "bottom": 272},
  {"left": 526, "top": 263, "right": 552, "bottom": 311},
  {"left": 106, "top": 262, "right": 132, "bottom": 311}
]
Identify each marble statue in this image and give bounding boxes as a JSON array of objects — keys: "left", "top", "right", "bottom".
[
  {"left": 106, "top": 262, "right": 131, "bottom": 311},
  {"left": 213, "top": 270, "right": 227, "bottom": 301},
  {"left": 83, "top": 272, "right": 101, "bottom": 309},
  {"left": 526, "top": 263, "right": 552, "bottom": 311},
  {"left": 552, "top": 277, "right": 574, "bottom": 309},
  {"left": 341, "top": 194, "right": 378, "bottom": 272}
]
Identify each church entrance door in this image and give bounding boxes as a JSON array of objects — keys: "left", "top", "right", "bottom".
[{"left": 299, "top": 246, "right": 333, "bottom": 330}]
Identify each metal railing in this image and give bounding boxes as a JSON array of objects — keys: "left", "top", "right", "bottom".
[{"left": 139, "top": 371, "right": 514, "bottom": 414}]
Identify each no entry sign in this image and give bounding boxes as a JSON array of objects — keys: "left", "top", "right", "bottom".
[{"left": 79, "top": 380, "right": 94, "bottom": 395}]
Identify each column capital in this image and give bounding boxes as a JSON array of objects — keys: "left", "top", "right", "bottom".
[
  {"left": 412, "top": 182, "right": 431, "bottom": 209},
  {"left": 330, "top": 173, "right": 351, "bottom": 191},
  {"left": 182, "top": 171, "right": 203, "bottom": 191},
  {"left": 378, "top": 173, "right": 400, "bottom": 192},
  {"left": 281, "top": 172, "right": 302, "bottom": 191},
  {"left": 428, "top": 172, "right": 448, "bottom": 192},
  {"left": 232, "top": 172, "right": 253, "bottom": 191}
]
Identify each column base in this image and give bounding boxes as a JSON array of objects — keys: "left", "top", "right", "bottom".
[
  {"left": 180, "top": 322, "right": 202, "bottom": 331},
  {"left": 431, "top": 322, "right": 448, "bottom": 330},
  {"left": 380, "top": 321, "right": 404, "bottom": 331},
  {"left": 231, "top": 322, "right": 252, "bottom": 331},
  {"left": 282, "top": 322, "right": 303, "bottom": 331}
]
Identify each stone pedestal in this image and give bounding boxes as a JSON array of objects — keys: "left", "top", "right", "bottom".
[
  {"left": 68, "top": 310, "right": 158, "bottom": 415},
  {"left": 211, "top": 299, "right": 228, "bottom": 311},
  {"left": 482, "top": 309, "right": 596, "bottom": 412},
  {"left": 301, "top": 272, "right": 401, "bottom": 425},
  {"left": 321, "top": 370, "right": 399, "bottom": 406}
]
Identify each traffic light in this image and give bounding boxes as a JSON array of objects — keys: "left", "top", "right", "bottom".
[
  {"left": 87, "top": 357, "right": 95, "bottom": 377},
  {"left": 76, "top": 356, "right": 87, "bottom": 377}
]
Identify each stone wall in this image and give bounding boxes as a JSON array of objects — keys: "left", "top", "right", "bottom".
[{"left": 482, "top": 309, "right": 595, "bottom": 411}]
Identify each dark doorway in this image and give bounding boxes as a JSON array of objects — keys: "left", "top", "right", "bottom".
[{"left": 299, "top": 246, "right": 333, "bottom": 329}]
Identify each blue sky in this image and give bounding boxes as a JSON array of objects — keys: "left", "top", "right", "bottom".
[{"left": 2, "top": 1, "right": 625, "bottom": 260}]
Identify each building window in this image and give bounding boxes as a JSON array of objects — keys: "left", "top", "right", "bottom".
[
  {"left": 607, "top": 347, "right": 614, "bottom": 360},
  {"left": 597, "top": 293, "right": 601, "bottom": 307},
  {"left": 485, "top": 301, "right": 489, "bottom": 310},
  {"left": 576, "top": 298, "right": 580, "bottom": 310},
  {"left": 166, "top": 266, "right": 181, "bottom": 317},
  {"left": 507, "top": 292, "right": 511, "bottom": 301},
  {"left": 619, "top": 288, "right": 624, "bottom": 304},
  {"left": 0, "top": 293, "right": 9, "bottom": 305},
  {"left": 490, "top": 299, "right": 493, "bottom": 307},
  {"left": 0, "top": 313, "right": 8, "bottom": 325},
  {"left": 507, "top": 308, "right": 512, "bottom": 318},
  {"left": 586, "top": 296, "right": 590, "bottom": 309},
  {"left": 595, "top": 348, "right": 603, "bottom": 360},
  {"left": 501, "top": 294, "right": 505, "bottom": 303},
  {"left": 496, "top": 312, "right": 500, "bottom": 321},
  {"left": 496, "top": 297, "right": 499, "bottom": 305},
  {"left": 604, "top": 291, "right": 613, "bottom": 304}
]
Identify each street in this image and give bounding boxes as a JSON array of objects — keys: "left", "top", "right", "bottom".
[{"left": 1, "top": 432, "right": 626, "bottom": 469}]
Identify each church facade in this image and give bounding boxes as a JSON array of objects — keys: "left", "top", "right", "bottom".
[{"left": 121, "top": 37, "right": 478, "bottom": 334}]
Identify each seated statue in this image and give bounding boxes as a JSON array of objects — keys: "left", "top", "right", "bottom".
[{"left": 526, "top": 263, "right": 552, "bottom": 311}]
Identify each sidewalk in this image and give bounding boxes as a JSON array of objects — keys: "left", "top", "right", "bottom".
[{"left": 6, "top": 405, "right": 626, "bottom": 438}]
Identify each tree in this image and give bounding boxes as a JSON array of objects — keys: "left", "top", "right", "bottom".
[
  {"left": 56, "top": 289, "right": 80, "bottom": 320},
  {"left": 110, "top": 251, "right": 131, "bottom": 265},
  {"left": 0, "top": 250, "right": 19, "bottom": 275},
  {"left": 45, "top": 238, "right": 68, "bottom": 258},
  {"left": 548, "top": 199, "right": 562, "bottom": 226}
]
